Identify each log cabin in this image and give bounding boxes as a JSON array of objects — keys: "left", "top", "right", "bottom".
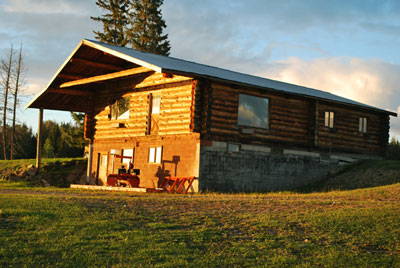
[{"left": 26, "top": 39, "right": 397, "bottom": 192}]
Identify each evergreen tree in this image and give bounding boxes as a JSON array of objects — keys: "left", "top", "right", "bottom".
[
  {"left": 91, "top": 0, "right": 171, "bottom": 55},
  {"left": 91, "top": 0, "right": 130, "bottom": 46},
  {"left": 43, "top": 138, "right": 55, "bottom": 158},
  {"left": 127, "top": 0, "right": 171, "bottom": 55}
]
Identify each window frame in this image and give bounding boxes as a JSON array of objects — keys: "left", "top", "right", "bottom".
[
  {"left": 324, "top": 111, "right": 335, "bottom": 129},
  {"left": 110, "top": 96, "right": 130, "bottom": 120},
  {"left": 359, "top": 117, "right": 367, "bottom": 133},
  {"left": 148, "top": 146, "right": 162, "bottom": 164},
  {"left": 237, "top": 94, "right": 270, "bottom": 130},
  {"left": 227, "top": 143, "right": 240, "bottom": 153}
]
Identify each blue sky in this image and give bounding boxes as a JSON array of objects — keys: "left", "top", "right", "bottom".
[{"left": 0, "top": 0, "right": 399, "bottom": 138}]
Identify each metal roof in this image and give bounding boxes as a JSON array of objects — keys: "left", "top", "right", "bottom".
[{"left": 27, "top": 39, "right": 397, "bottom": 116}]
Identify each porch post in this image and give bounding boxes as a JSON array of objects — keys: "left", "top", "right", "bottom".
[
  {"left": 86, "top": 140, "right": 93, "bottom": 184},
  {"left": 35, "top": 108, "right": 43, "bottom": 171}
]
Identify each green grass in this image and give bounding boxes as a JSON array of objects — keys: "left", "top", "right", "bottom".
[
  {"left": 0, "top": 158, "right": 85, "bottom": 171},
  {"left": 1, "top": 183, "right": 399, "bottom": 267}
]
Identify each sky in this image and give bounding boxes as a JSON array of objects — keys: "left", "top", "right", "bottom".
[{"left": 0, "top": 0, "right": 399, "bottom": 138}]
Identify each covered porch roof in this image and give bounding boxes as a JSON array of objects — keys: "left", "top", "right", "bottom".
[{"left": 26, "top": 40, "right": 157, "bottom": 113}]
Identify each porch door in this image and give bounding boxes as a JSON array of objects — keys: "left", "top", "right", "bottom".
[
  {"left": 98, "top": 154, "right": 108, "bottom": 183},
  {"left": 149, "top": 94, "right": 160, "bottom": 135}
]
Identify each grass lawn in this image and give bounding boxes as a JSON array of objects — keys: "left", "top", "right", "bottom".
[{"left": 0, "top": 181, "right": 399, "bottom": 267}]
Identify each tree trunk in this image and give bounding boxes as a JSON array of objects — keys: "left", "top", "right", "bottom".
[
  {"left": 10, "top": 45, "right": 23, "bottom": 160},
  {"left": 2, "top": 46, "right": 14, "bottom": 160}
]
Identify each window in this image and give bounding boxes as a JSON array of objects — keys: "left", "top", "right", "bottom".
[
  {"left": 228, "top": 143, "right": 240, "bottom": 153},
  {"left": 122, "top": 149, "right": 133, "bottom": 165},
  {"left": 359, "top": 117, "right": 367, "bottom": 133},
  {"left": 324, "top": 111, "right": 334, "bottom": 128},
  {"left": 237, "top": 94, "right": 269, "bottom": 129},
  {"left": 151, "top": 95, "right": 161, "bottom": 114},
  {"left": 148, "top": 146, "right": 162, "bottom": 163},
  {"left": 111, "top": 96, "right": 130, "bottom": 119}
]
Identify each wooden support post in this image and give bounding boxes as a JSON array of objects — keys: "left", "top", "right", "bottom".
[
  {"left": 36, "top": 108, "right": 43, "bottom": 171},
  {"left": 86, "top": 141, "right": 93, "bottom": 184}
]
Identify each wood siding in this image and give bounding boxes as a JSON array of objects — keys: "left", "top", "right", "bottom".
[
  {"left": 317, "top": 101, "right": 388, "bottom": 154},
  {"left": 195, "top": 80, "right": 389, "bottom": 155},
  {"left": 85, "top": 72, "right": 194, "bottom": 140}
]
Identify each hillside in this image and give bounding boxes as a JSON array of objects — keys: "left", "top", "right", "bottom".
[
  {"left": 300, "top": 160, "right": 400, "bottom": 192},
  {"left": 0, "top": 158, "right": 87, "bottom": 187}
]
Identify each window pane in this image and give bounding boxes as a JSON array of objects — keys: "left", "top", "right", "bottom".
[
  {"left": 111, "top": 103, "right": 117, "bottom": 119},
  {"left": 117, "top": 97, "right": 130, "bottom": 119},
  {"left": 155, "top": 146, "right": 162, "bottom": 163},
  {"left": 238, "top": 94, "right": 269, "bottom": 129},
  {"left": 148, "top": 147, "right": 155, "bottom": 163},
  {"left": 122, "top": 149, "right": 133, "bottom": 164},
  {"left": 329, "top": 112, "right": 334, "bottom": 128},
  {"left": 359, "top": 118, "right": 363, "bottom": 132},
  {"left": 228, "top": 143, "right": 240, "bottom": 152},
  {"left": 363, "top": 118, "right": 367, "bottom": 133},
  {"left": 325, "top": 112, "right": 329, "bottom": 127},
  {"left": 152, "top": 95, "right": 161, "bottom": 114}
]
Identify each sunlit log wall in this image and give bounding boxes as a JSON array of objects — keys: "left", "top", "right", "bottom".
[
  {"left": 84, "top": 72, "right": 200, "bottom": 188},
  {"left": 194, "top": 80, "right": 389, "bottom": 156}
]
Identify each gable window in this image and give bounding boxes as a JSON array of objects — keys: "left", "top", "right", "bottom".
[
  {"left": 238, "top": 94, "right": 269, "bottom": 129},
  {"left": 148, "top": 146, "right": 162, "bottom": 163},
  {"left": 324, "top": 111, "right": 334, "bottom": 128},
  {"left": 111, "top": 96, "right": 130, "bottom": 120},
  {"left": 359, "top": 117, "right": 367, "bottom": 133}
]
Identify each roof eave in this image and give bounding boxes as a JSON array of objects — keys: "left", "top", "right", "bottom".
[
  {"left": 25, "top": 40, "right": 86, "bottom": 110},
  {"left": 163, "top": 68, "right": 398, "bottom": 117}
]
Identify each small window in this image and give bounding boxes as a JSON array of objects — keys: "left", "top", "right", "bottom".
[
  {"left": 122, "top": 149, "right": 133, "bottom": 165},
  {"left": 324, "top": 111, "right": 334, "bottom": 128},
  {"left": 151, "top": 95, "right": 161, "bottom": 114},
  {"left": 111, "top": 96, "right": 130, "bottom": 119},
  {"left": 228, "top": 143, "right": 240, "bottom": 153},
  {"left": 238, "top": 94, "right": 269, "bottom": 129},
  {"left": 148, "top": 146, "right": 162, "bottom": 163},
  {"left": 359, "top": 117, "right": 367, "bottom": 133}
]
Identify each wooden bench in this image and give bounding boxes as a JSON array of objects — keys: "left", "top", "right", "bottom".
[{"left": 160, "top": 176, "right": 196, "bottom": 194}]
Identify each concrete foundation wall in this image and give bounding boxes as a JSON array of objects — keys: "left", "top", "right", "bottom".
[{"left": 199, "top": 142, "right": 343, "bottom": 192}]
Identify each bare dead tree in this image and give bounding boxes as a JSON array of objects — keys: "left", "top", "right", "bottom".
[
  {"left": 1, "top": 45, "right": 15, "bottom": 160},
  {"left": 10, "top": 44, "right": 25, "bottom": 160}
]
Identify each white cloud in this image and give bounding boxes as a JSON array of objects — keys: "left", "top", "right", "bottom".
[
  {"left": 2, "top": 0, "right": 90, "bottom": 15},
  {"left": 258, "top": 57, "right": 400, "bottom": 137}
]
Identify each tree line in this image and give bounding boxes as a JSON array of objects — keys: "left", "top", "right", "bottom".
[{"left": 0, "top": 113, "right": 85, "bottom": 160}]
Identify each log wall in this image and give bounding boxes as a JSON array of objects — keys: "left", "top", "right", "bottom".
[
  {"left": 85, "top": 72, "right": 194, "bottom": 140},
  {"left": 195, "top": 81, "right": 388, "bottom": 155},
  {"left": 317, "top": 101, "right": 389, "bottom": 155}
]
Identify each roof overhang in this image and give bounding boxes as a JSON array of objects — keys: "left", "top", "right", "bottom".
[
  {"left": 26, "top": 39, "right": 397, "bottom": 117},
  {"left": 25, "top": 39, "right": 158, "bottom": 112}
]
